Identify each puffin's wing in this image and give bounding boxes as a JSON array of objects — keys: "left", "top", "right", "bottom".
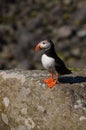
[{"left": 54, "top": 55, "right": 71, "bottom": 75}]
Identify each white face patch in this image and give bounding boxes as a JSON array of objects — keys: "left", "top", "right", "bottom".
[
  {"left": 40, "top": 40, "right": 51, "bottom": 50},
  {"left": 41, "top": 54, "right": 55, "bottom": 72}
]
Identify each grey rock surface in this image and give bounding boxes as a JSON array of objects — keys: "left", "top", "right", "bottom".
[{"left": 0, "top": 69, "right": 86, "bottom": 130}]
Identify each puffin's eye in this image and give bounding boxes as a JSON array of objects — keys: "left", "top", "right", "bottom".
[{"left": 43, "top": 42, "right": 45, "bottom": 44}]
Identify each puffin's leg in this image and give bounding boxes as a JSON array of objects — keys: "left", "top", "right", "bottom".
[
  {"left": 44, "top": 73, "right": 54, "bottom": 84},
  {"left": 47, "top": 74, "right": 59, "bottom": 88}
]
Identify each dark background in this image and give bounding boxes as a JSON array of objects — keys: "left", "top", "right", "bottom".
[{"left": 0, "top": 0, "right": 86, "bottom": 70}]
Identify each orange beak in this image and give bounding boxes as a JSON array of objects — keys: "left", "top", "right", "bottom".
[
  {"left": 34, "top": 44, "right": 40, "bottom": 51},
  {"left": 35, "top": 43, "right": 43, "bottom": 51}
]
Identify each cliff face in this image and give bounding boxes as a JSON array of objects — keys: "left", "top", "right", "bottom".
[{"left": 0, "top": 70, "right": 86, "bottom": 130}]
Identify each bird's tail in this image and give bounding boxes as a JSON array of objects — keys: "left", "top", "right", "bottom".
[
  {"left": 63, "top": 68, "right": 72, "bottom": 74},
  {"left": 56, "top": 66, "right": 72, "bottom": 75}
]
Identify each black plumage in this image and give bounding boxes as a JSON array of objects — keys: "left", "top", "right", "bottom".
[{"left": 45, "top": 40, "right": 71, "bottom": 75}]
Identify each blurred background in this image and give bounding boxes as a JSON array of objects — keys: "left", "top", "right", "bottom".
[{"left": 0, "top": 0, "right": 86, "bottom": 70}]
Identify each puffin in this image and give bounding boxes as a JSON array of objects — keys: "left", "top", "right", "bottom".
[{"left": 35, "top": 39, "right": 71, "bottom": 88}]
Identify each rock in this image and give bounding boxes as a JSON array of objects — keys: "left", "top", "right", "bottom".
[
  {"left": 21, "top": 108, "right": 28, "bottom": 115},
  {"left": 26, "top": 14, "right": 43, "bottom": 31},
  {"left": 3, "top": 97, "right": 10, "bottom": 108},
  {"left": 72, "top": 6, "right": 86, "bottom": 24},
  {"left": 56, "top": 26, "right": 73, "bottom": 39},
  {"left": 1, "top": 113, "right": 9, "bottom": 125},
  {"left": 63, "top": 0, "right": 73, "bottom": 5},
  {"left": 77, "top": 28, "right": 86, "bottom": 38},
  {"left": 15, "top": 125, "right": 28, "bottom": 130},
  {"left": 79, "top": 116, "right": 86, "bottom": 121},
  {"left": 37, "top": 105, "right": 46, "bottom": 113},
  {"left": 51, "top": 6, "right": 63, "bottom": 16},
  {"left": 16, "top": 60, "right": 30, "bottom": 70},
  {"left": 0, "top": 70, "right": 86, "bottom": 130},
  {"left": 24, "top": 117, "right": 35, "bottom": 130},
  {"left": 74, "top": 99, "right": 86, "bottom": 111},
  {"left": 71, "top": 48, "right": 81, "bottom": 57}
]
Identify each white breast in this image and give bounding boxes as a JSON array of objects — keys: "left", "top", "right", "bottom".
[{"left": 41, "top": 54, "right": 55, "bottom": 71}]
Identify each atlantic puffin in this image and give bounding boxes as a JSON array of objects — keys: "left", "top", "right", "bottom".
[{"left": 35, "top": 39, "right": 71, "bottom": 88}]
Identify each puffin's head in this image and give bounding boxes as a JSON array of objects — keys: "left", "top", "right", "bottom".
[{"left": 35, "top": 40, "right": 53, "bottom": 51}]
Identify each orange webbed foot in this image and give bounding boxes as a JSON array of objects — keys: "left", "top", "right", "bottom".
[
  {"left": 44, "top": 77, "right": 53, "bottom": 84},
  {"left": 47, "top": 81, "right": 57, "bottom": 88}
]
